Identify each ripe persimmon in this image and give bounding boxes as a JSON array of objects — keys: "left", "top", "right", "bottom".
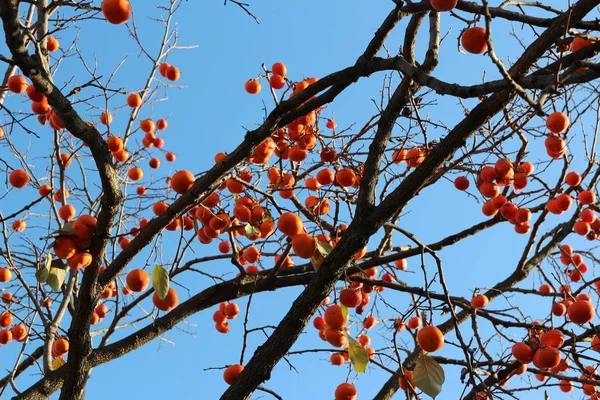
[
  {"left": 269, "top": 74, "right": 285, "bottom": 89},
  {"left": 540, "top": 329, "right": 565, "bottom": 349},
  {"left": 336, "top": 168, "right": 355, "bottom": 187},
  {"left": 67, "top": 251, "right": 92, "bottom": 269},
  {"left": 126, "top": 269, "right": 150, "bottom": 292},
  {"left": 223, "top": 364, "right": 244, "bottom": 385},
  {"left": 461, "top": 27, "right": 488, "bottom": 54},
  {"left": 9, "top": 169, "right": 29, "bottom": 188},
  {"left": 171, "top": 170, "right": 195, "bottom": 194},
  {"left": 406, "top": 147, "right": 426, "bottom": 167},
  {"left": 417, "top": 325, "right": 444, "bottom": 352},
  {"left": 334, "top": 382, "right": 357, "bottom": 400},
  {"left": 127, "top": 93, "right": 142, "bottom": 108},
  {"left": 546, "top": 112, "right": 569, "bottom": 134},
  {"left": 107, "top": 136, "right": 123, "bottom": 153},
  {"left": 454, "top": 176, "right": 469, "bottom": 190},
  {"left": 8, "top": 75, "right": 27, "bottom": 93},
  {"left": 568, "top": 299, "right": 595, "bottom": 324},
  {"left": 533, "top": 346, "right": 561, "bottom": 369},
  {"left": 54, "top": 237, "right": 77, "bottom": 259},
  {"left": 245, "top": 79, "right": 261, "bottom": 94},
  {"left": 330, "top": 353, "right": 345, "bottom": 365},
  {"left": 292, "top": 233, "right": 316, "bottom": 258},
  {"left": 12, "top": 219, "right": 26, "bottom": 232},
  {"left": 0, "top": 268, "right": 11, "bottom": 282},
  {"left": 340, "top": 288, "right": 362, "bottom": 308},
  {"left": 325, "top": 328, "right": 347, "bottom": 347},
  {"left": 152, "top": 287, "right": 179, "bottom": 311},
  {"left": 271, "top": 62, "right": 287, "bottom": 77},
  {"left": 317, "top": 168, "right": 335, "bottom": 185},
  {"left": 0, "top": 312, "right": 11, "bottom": 328},
  {"left": 565, "top": 171, "right": 581, "bottom": 186},
  {"left": 58, "top": 204, "right": 76, "bottom": 221},
  {"left": 579, "top": 190, "right": 596, "bottom": 205},
  {"left": 224, "top": 303, "right": 239, "bottom": 319},
  {"left": 127, "top": 167, "right": 143, "bottom": 181},
  {"left": 430, "top": 0, "right": 458, "bottom": 11},
  {"left": 11, "top": 324, "right": 27, "bottom": 342},
  {"left": 0, "top": 330, "right": 12, "bottom": 344},
  {"left": 471, "top": 294, "right": 489, "bottom": 309},
  {"left": 72, "top": 214, "right": 97, "bottom": 239},
  {"left": 512, "top": 342, "right": 533, "bottom": 363},
  {"left": 102, "top": 0, "right": 132, "bottom": 24},
  {"left": 324, "top": 305, "right": 347, "bottom": 329},
  {"left": 52, "top": 338, "right": 69, "bottom": 357},
  {"left": 277, "top": 212, "right": 303, "bottom": 236}
]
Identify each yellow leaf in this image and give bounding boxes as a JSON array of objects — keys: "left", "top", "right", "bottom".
[
  {"left": 342, "top": 332, "right": 369, "bottom": 373},
  {"left": 51, "top": 357, "right": 66, "bottom": 371},
  {"left": 311, "top": 250, "right": 325, "bottom": 272}
]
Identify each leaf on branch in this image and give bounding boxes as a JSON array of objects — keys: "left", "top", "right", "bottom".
[
  {"left": 222, "top": 225, "right": 245, "bottom": 234},
  {"left": 263, "top": 209, "right": 274, "bottom": 222},
  {"left": 342, "top": 331, "right": 369, "bottom": 373},
  {"left": 36, "top": 253, "right": 52, "bottom": 283},
  {"left": 414, "top": 353, "right": 445, "bottom": 398},
  {"left": 46, "top": 261, "right": 67, "bottom": 292},
  {"left": 152, "top": 264, "right": 170, "bottom": 300},
  {"left": 312, "top": 240, "right": 334, "bottom": 272},
  {"left": 311, "top": 250, "right": 325, "bottom": 272},
  {"left": 315, "top": 240, "right": 334, "bottom": 256},
  {"left": 244, "top": 224, "right": 260, "bottom": 237},
  {"left": 56, "top": 221, "right": 74, "bottom": 236},
  {"left": 51, "top": 357, "right": 66, "bottom": 371},
  {"left": 340, "top": 303, "right": 349, "bottom": 322}
]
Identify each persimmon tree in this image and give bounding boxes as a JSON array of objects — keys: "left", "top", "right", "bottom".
[{"left": 2, "top": 0, "right": 600, "bottom": 399}]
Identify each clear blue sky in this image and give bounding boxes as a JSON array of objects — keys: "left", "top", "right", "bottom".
[{"left": 1, "top": 1, "right": 598, "bottom": 399}]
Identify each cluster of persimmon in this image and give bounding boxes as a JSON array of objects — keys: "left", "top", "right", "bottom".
[
  {"left": 6, "top": 74, "right": 65, "bottom": 130},
  {"left": 0, "top": 298, "right": 28, "bottom": 346},
  {"left": 52, "top": 215, "right": 97, "bottom": 269},
  {"left": 506, "top": 290, "right": 597, "bottom": 393},
  {"left": 453, "top": 157, "right": 535, "bottom": 234},
  {"left": 211, "top": 301, "right": 239, "bottom": 334},
  {"left": 391, "top": 146, "right": 428, "bottom": 168}
]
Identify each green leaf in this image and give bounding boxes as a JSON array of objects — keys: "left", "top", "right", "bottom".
[
  {"left": 36, "top": 254, "right": 52, "bottom": 283},
  {"left": 413, "top": 353, "right": 445, "bottom": 398},
  {"left": 315, "top": 240, "right": 334, "bottom": 257},
  {"left": 46, "top": 262, "right": 67, "bottom": 292},
  {"left": 152, "top": 264, "right": 170, "bottom": 300},
  {"left": 244, "top": 224, "right": 260, "bottom": 237},
  {"left": 342, "top": 331, "right": 369, "bottom": 374}
]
